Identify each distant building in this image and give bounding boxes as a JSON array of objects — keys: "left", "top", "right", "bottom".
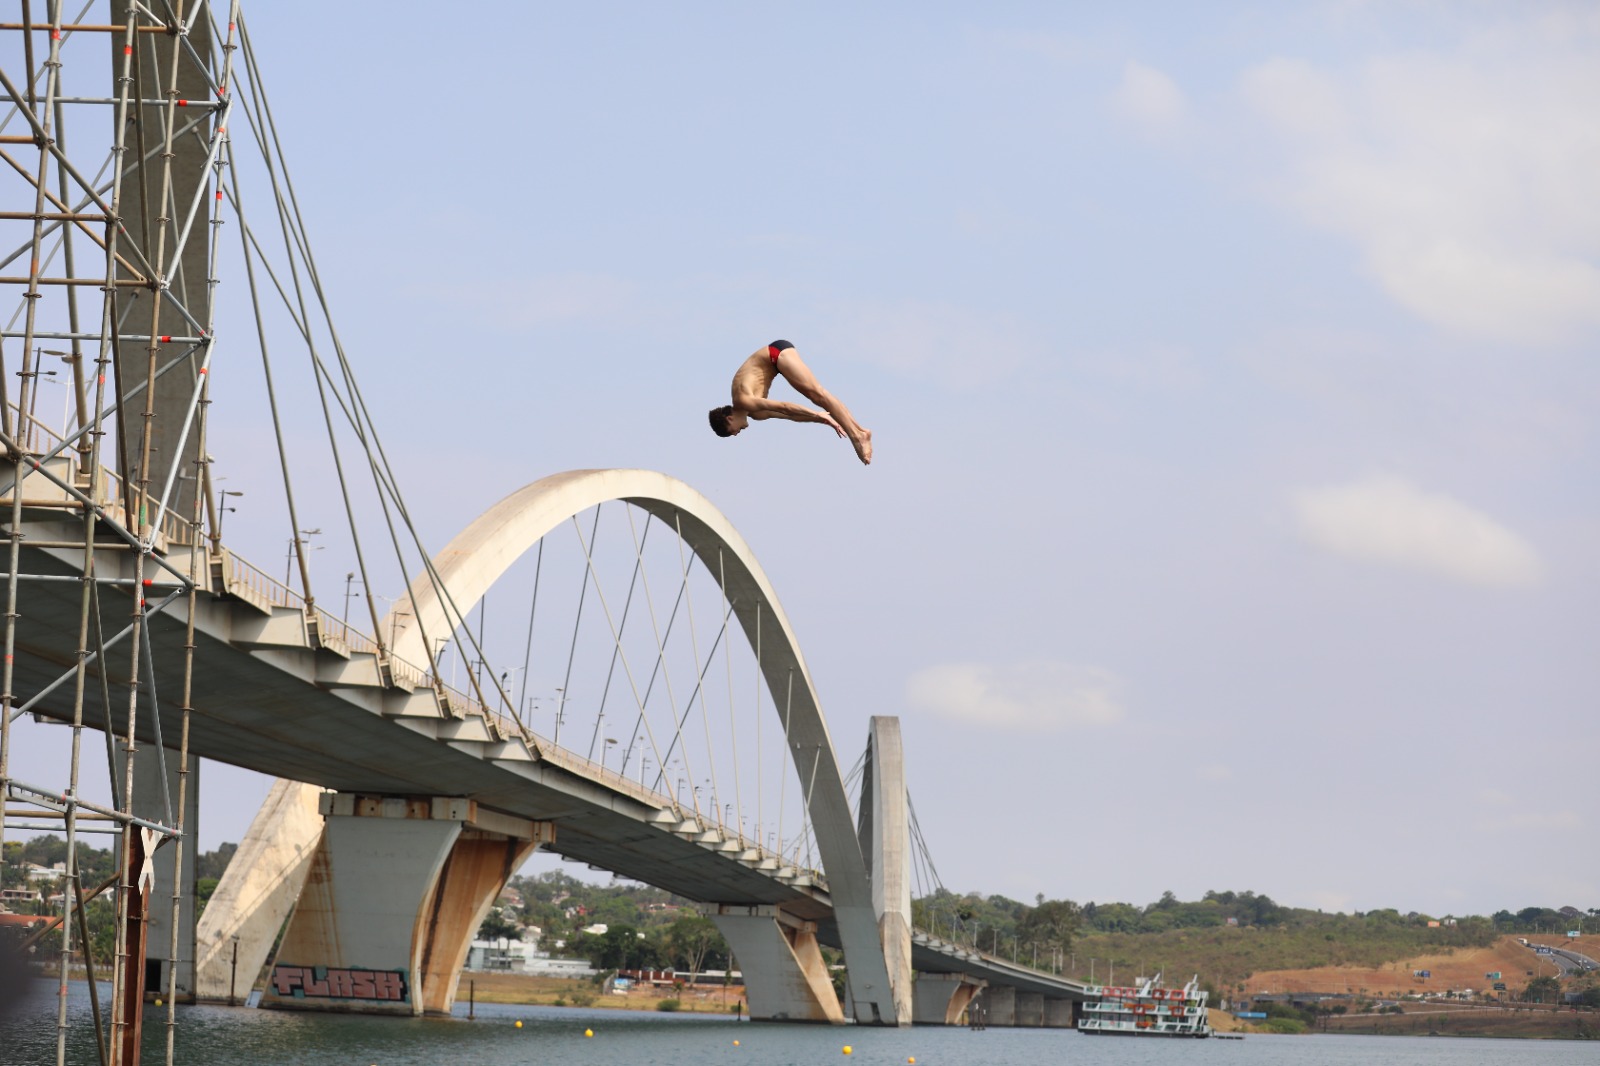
[
  {"left": 523, "top": 955, "right": 598, "bottom": 978},
  {"left": 466, "top": 938, "right": 532, "bottom": 972}
]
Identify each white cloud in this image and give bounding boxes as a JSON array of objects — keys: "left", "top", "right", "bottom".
[
  {"left": 1111, "top": 61, "right": 1187, "bottom": 129},
  {"left": 1238, "top": 17, "right": 1600, "bottom": 343},
  {"left": 905, "top": 660, "right": 1124, "bottom": 731},
  {"left": 1291, "top": 474, "right": 1542, "bottom": 588}
]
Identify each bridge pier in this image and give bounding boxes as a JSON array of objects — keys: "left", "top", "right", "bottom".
[
  {"left": 261, "top": 794, "right": 548, "bottom": 1016},
  {"left": 709, "top": 905, "right": 843, "bottom": 1023},
  {"left": 1015, "top": 990, "right": 1044, "bottom": 1027},
  {"left": 858, "top": 717, "right": 913, "bottom": 1026},
  {"left": 977, "top": 984, "right": 1017, "bottom": 1026},
  {"left": 1043, "top": 997, "right": 1076, "bottom": 1028},
  {"left": 132, "top": 745, "right": 200, "bottom": 1002},
  {"left": 912, "top": 972, "right": 986, "bottom": 1025}
]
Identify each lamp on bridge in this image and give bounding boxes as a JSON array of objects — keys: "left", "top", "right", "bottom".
[
  {"left": 285, "top": 527, "right": 323, "bottom": 585},
  {"left": 498, "top": 668, "right": 525, "bottom": 716},
  {"left": 342, "top": 571, "right": 363, "bottom": 623},
  {"left": 217, "top": 490, "right": 243, "bottom": 540}
]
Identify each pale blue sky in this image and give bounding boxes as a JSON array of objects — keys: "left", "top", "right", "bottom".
[{"left": 10, "top": 1, "right": 1597, "bottom": 918}]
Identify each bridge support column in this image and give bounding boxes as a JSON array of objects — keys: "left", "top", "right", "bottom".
[
  {"left": 710, "top": 905, "right": 843, "bottom": 1023},
  {"left": 977, "top": 985, "right": 1017, "bottom": 1026},
  {"left": 131, "top": 745, "right": 200, "bottom": 1002},
  {"left": 1015, "top": 991, "right": 1044, "bottom": 1027},
  {"left": 415, "top": 827, "right": 543, "bottom": 1015},
  {"left": 261, "top": 794, "right": 549, "bottom": 1016},
  {"left": 857, "top": 716, "right": 913, "bottom": 1026},
  {"left": 912, "top": 972, "right": 985, "bottom": 1025},
  {"left": 195, "top": 780, "right": 324, "bottom": 1002},
  {"left": 1043, "top": 997, "right": 1075, "bottom": 1028}
]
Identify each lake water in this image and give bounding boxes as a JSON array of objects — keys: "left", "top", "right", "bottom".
[{"left": 2, "top": 982, "right": 1595, "bottom": 1066}]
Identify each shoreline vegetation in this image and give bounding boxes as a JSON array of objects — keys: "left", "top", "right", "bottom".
[{"left": 8, "top": 838, "right": 1596, "bottom": 1038}]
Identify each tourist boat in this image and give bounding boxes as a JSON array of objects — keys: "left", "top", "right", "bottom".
[{"left": 1077, "top": 973, "right": 1211, "bottom": 1037}]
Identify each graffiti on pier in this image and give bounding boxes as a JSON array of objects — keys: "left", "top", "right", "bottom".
[{"left": 271, "top": 964, "right": 408, "bottom": 1001}]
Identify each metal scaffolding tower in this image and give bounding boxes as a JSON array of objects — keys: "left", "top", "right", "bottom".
[{"left": 0, "top": 3, "right": 231, "bottom": 1063}]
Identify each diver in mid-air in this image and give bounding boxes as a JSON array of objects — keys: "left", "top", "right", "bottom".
[{"left": 707, "top": 340, "right": 873, "bottom": 465}]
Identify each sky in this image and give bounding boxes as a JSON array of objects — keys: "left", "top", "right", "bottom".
[{"left": 9, "top": 1, "right": 1599, "bottom": 920}]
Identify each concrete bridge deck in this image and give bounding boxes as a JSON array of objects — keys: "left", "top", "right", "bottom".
[{"left": 7, "top": 456, "right": 1088, "bottom": 1018}]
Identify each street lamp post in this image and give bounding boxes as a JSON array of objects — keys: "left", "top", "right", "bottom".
[
  {"left": 285, "top": 527, "right": 323, "bottom": 585},
  {"left": 432, "top": 637, "right": 450, "bottom": 685},
  {"left": 342, "top": 571, "right": 362, "bottom": 623},
  {"left": 229, "top": 936, "right": 240, "bottom": 1006},
  {"left": 215, "top": 489, "right": 243, "bottom": 540},
  {"left": 498, "top": 668, "right": 525, "bottom": 714}
]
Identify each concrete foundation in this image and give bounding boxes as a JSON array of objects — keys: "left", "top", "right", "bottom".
[
  {"left": 979, "top": 984, "right": 1017, "bottom": 1026},
  {"left": 912, "top": 972, "right": 986, "bottom": 1025},
  {"left": 711, "top": 905, "right": 843, "bottom": 1023},
  {"left": 1016, "top": 991, "right": 1044, "bottom": 1027},
  {"left": 261, "top": 794, "right": 549, "bottom": 1016},
  {"left": 1043, "top": 997, "right": 1075, "bottom": 1028}
]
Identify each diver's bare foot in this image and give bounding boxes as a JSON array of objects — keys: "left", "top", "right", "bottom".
[{"left": 852, "top": 428, "right": 873, "bottom": 465}]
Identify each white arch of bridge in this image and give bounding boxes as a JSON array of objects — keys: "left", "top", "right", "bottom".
[{"left": 386, "top": 468, "right": 900, "bottom": 1022}]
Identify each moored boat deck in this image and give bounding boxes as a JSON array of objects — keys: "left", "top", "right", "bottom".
[{"left": 1078, "top": 974, "right": 1212, "bottom": 1037}]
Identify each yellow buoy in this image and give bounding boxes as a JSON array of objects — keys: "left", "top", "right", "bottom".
[
  {"left": 843, "top": 1046, "right": 853, "bottom": 1055},
  {"left": 909, "top": 1058, "right": 917, "bottom": 1064},
  {"left": 514, "top": 1020, "right": 522, "bottom": 1029},
  {"left": 154, "top": 999, "right": 162, "bottom": 1007},
  {"left": 733, "top": 1039, "right": 741, "bottom": 1046},
  {"left": 585, "top": 1028, "right": 594, "bottom": 1038}
]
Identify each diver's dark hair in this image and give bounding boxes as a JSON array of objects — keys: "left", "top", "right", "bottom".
[{"left": 708, "top": 405, "right": 735, "bottom": 437}]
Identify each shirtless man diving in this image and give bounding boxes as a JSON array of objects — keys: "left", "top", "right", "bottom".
[{"left": 708, "top": 340, "right": 873, "bottom": 465}]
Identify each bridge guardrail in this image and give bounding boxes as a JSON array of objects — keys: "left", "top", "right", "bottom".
[
  {"left": 8, "top": 405, "right": 200, "bottom": 547},
  {"left": 315, "top": 609, "right": 378, "bottom": 656},
  {"left": 223, "top": 549, "right": 306, "bottom": 613}
]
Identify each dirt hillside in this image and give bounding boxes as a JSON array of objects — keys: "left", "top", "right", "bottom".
[{"left": 1242, "top": 934, "right": 1592, "bottom": 997}]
